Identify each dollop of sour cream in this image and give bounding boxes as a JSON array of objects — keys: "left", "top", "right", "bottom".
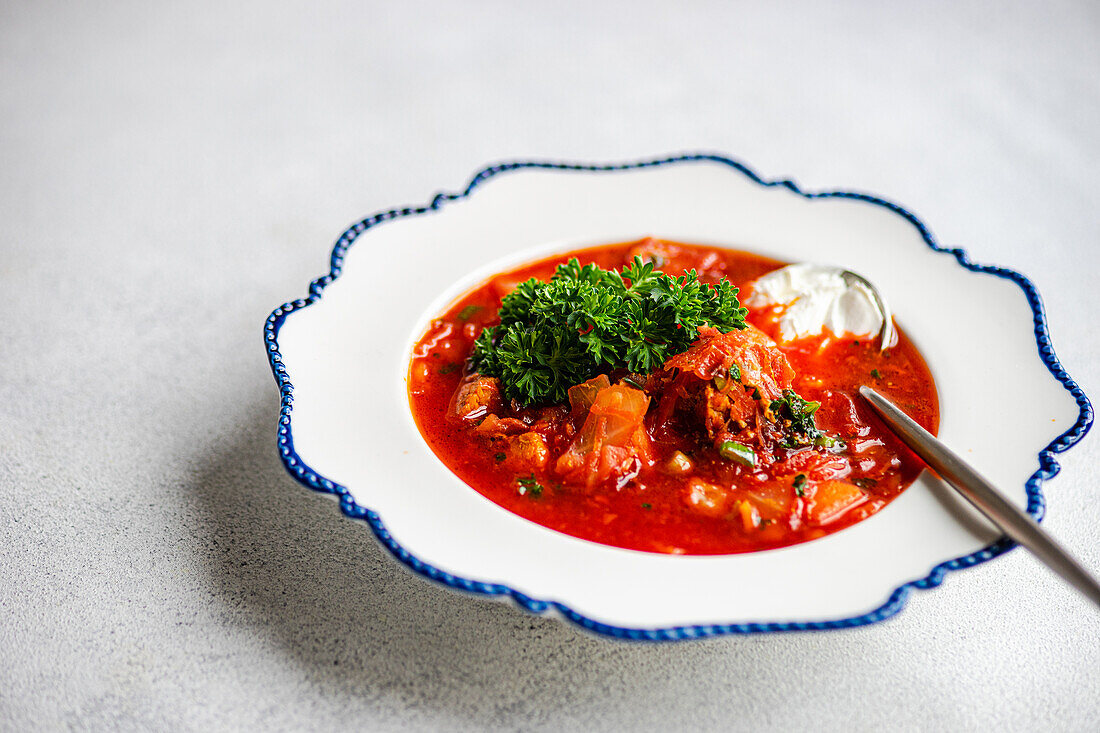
[{"left": 744, "top": 263, "right": 885, "bottom": 343}]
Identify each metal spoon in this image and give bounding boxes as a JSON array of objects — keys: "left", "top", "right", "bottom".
[
  {"left": 839, "top": 269, "right": 896, "bottom": 350},
  {"left": 861, "top": 386, "right": 1100, "bottom": 609}
]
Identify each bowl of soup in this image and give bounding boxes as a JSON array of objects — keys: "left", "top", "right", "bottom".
[{"left": 265, "top": 155, "right": 1089, "bottom": 638}]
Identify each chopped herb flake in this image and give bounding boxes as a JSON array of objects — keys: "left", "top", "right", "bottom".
[
  {"left": 793, "top": 473, "right": 807, "bottom": 497},
  {"left": 439, "top": 363, "right": 457, "bottom": 375},
  {"left": 641, "top": 502, "right": 652, "bottom": 510},
  {"left": 494, "top": 452, "right": 506, "bottom": 462},
  {"left": 871, "top": 368, "right": 882, "bottom": 380},
  {"left": 814, "top": 434, "right": 845, "bottom": 449},
  {"left": 771, "top": 390, "right": 843, "bottom": 450},
  {"left": 853, "top": 477, "right": 878, "bottom": 490},
  {"left": 516, "top": 473, "right": 544, "bottom": 497},
  {"left": 458, "top": 304, "right": 483, "bottom": 321}
]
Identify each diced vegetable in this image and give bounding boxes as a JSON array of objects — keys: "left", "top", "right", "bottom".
[
  {"left": 739, "top": 500, "right": 761, "bottom": 531},
  {"left": 719, "top": 440, "right": 755, "bottom": 468},
  {"left": 806, "top": 481, "right": 867, "bottom": 526},
  {"left": 685, "top": 478, "right": 731, "bottom": 517},
  {"left": 567, "top": 374, "right": 611, "bottom": 413},
  {"left": 664, "top": 450, "right": 694, "bottom": 475},
  {"left": 555, "top": 383, "right": 653, "bottom": 488}
]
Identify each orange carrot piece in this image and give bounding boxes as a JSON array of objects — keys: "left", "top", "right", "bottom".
[{"left": 807, "top": 480, "right": 867, "bottom": 527}]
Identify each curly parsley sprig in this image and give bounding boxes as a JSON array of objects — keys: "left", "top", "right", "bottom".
[{"left": 470, "top": 257, "right": 748, "bottom": 405}]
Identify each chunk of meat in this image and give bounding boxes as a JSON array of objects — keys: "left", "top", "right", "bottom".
[
  {"left": 701, "top": 379, "right": 761, "bottom": 445},
  {"left": 450, "top": 375, "right": 503, "bottom": 421},
  {"left": 651, "top": 325, "right": 796, "bottom": 450},
  {"left": 475, "top": 413, "right": 529, "bottom": 437},
  {"left": 662, "top": 325, "right": 794, "bottom": 397},
  {"left": 505, "top": 432, "right": 550, "bottom": 471},
  {"left": 555, "top": 383, "right": 653, "bottom": 489}
]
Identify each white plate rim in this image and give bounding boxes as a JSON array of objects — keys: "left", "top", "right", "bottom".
[{"left": 263, "top": 153, "right": 1093, "bottom": 640}]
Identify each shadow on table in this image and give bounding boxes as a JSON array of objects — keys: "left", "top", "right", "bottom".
[{"left": 188, "top": 396, "right": 881, "bottom": 727}]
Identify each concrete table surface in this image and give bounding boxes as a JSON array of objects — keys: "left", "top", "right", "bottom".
[{"left": 2, "top": 1, "right": 1098, "bottom": 730}]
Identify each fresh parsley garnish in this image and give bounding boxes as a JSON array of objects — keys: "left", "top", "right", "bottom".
[
  {"left": 793, "top": 473, "right": 807, "bottom": 497},
  {"left": 870, "top": 368, "right": 882, "bottom": 380},
  {"left": 470, "top": 257, "right": 747, "bottom": 405}
]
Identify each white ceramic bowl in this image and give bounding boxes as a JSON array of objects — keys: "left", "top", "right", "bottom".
[{"left": 264, "top": 155, "right": 1091, "bottom": 639}]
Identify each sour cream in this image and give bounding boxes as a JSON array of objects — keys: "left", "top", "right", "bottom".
[{"left": 745, "top": 263, "right": 889, "bottom": 344}]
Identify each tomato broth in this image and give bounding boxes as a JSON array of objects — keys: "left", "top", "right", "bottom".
[{"left": 408, "top": 240, "right": 938, "bottom": 555}]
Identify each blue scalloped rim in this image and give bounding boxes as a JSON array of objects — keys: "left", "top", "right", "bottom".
[{"left": 263, "top": 153, "right": 1093, "bottom": 640}]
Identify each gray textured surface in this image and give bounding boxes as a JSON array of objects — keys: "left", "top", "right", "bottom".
[{"left": 2, "top": 1, "right": 1099, "bottom": 730}]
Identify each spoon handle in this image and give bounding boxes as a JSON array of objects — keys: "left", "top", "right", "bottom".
[{"left": 859, "top": 386, "right": 1100, "bottom": 609}]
